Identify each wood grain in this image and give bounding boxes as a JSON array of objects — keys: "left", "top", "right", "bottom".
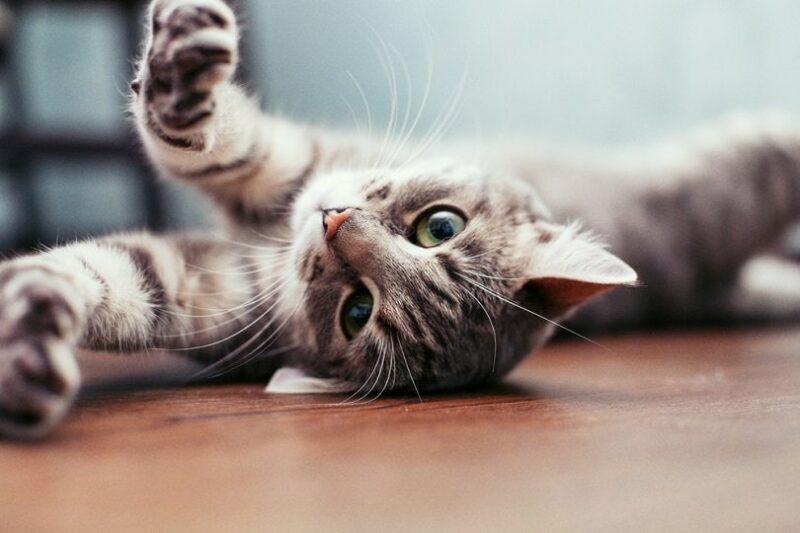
[{"left": 2, "top": 328, "right": 800, "bottom": 532}]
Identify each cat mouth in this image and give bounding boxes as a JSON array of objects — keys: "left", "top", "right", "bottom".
[
  {"left": 300, "top": 252, "right": 325, "bottom": 283},
  {"left": 298, "top": 236, "right": 347, "bottom": 283}
]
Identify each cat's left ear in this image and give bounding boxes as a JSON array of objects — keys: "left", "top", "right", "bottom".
[{"left": 522, "top": 225, "right": 638, "bottom": 314}]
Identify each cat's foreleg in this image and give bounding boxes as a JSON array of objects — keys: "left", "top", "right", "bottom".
[
  {"left": 132, "top": 0, "right": 332, "bottom": 222},
  {"left": 133, "top": 0, "right": 394, "bottom": 225},
  {"left": 0, "top": 233, "right": 260, "bottom": 438}
]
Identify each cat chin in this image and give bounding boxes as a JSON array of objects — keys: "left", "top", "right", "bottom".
[{"left": 290, "top": 171, "right": 366, "bottom": 233}]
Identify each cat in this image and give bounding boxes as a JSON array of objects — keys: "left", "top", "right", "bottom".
[{"left": 1, "top": 0, "right": 799, "bottom": 439}]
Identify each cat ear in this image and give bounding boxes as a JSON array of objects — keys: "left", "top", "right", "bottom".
[
  {"left": 264, "top": 367, "right": 356, "bottom": 395},
  {"left": 524, "top": 225, "right": 638, "bottom": 313}
]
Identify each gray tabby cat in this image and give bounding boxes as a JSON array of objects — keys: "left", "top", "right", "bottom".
[{"left": 1, "top": 0, "right": 798, "bottom": 438}]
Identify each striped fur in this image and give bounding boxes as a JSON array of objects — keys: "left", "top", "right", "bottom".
[{"left": 1, "top": 0, "right": 800, "bottom": 438}]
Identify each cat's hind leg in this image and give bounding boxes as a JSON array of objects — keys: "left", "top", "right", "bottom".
[
  {"left": 709, "top": 255, "right": 800, "bottom": 324},
  {"left": 605, "top": 113, "right": 800, "bottom": 325}
]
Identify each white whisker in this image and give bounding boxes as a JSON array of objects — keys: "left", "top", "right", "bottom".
[
  {"left": 346, "top": 70, "right": 373, "bottom": 138},
  {"left": 247, "top": 227, "right": 294, "bottom": 244},
  {"left": 196, "top": 285, "right": 307, "bottom": 379},
  {"left": 359, "top": 17, "right": 401, "bottom": 170},
  {"left": 394, "top": 334, "right": 422, "bottom": 402},
  {"left": 405, "top": 64, "right": 468, "bottom": 164},
  {"left": 459, "top": 274, "right": 613, "bottom": 353},
  {"left": 385, "top": 29, "right": 434, "bottom": 169},
  {"left": 464, "top": 287, "right": 498, "bottom": 373},
  {"left": 340, "top": 337, "right": 385, "bottom": 404}
]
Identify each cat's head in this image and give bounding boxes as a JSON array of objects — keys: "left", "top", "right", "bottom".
[{"left": 280, "top": 160, "right": 636, "bottom": 393}]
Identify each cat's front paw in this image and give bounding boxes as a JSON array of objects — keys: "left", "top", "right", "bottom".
[
  {"left": 0, "top": 271, "right": 82, "bottom": 439},
  {"left": 137, "top": 0, "right": 239, "bottom": 133},
  {"left": 0, "top": 338, "right": 79, "bottom": 439}
]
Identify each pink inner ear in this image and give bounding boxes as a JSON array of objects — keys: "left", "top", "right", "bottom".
[{"left": 532, "top": 277, "right": 619, "bottom": 311}]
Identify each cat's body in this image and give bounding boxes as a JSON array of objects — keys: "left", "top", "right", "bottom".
[
  {"left": 489, "top": 131, "right": 800, "bottom": 332},
  {"left": 0, "top": 0, "right": 798, "bottom": 438}
]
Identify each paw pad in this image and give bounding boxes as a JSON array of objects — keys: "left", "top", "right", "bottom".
[{"left": 143, "top": 1, "right": 237, "bottom": 133}]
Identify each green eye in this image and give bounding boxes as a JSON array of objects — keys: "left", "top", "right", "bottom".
[
  {"left": 341, "top": 287, "right": 374, "bottom": 340},
  {"left": 414, "top": 208, "right": 467, "bottom": 248}
]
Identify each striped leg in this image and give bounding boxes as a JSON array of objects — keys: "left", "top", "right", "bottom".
[
  {"left": 132, "top": 0, "right": 386, "bottom": 226},
  {"left": 0, "top": 233, "right": 270, "bottom": 438},
  {"left": 131, "top": 0, "right": 318, "bottom": 223}
]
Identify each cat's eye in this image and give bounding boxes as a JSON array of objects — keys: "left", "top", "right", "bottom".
[
  {"left": 413, "top": 208, "right": 467, "bottom": 248},
  {"left": 341, "top": 287, "right": 374, "bottom": 340}
]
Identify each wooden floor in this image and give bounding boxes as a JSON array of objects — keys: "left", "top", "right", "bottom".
[{"left": 2, "top": 328, "right": 800, "bottom": 532}]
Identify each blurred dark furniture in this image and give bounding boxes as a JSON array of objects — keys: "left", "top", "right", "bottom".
[{"left": 0, "top": 0, "right": 162, "bottom": 252}]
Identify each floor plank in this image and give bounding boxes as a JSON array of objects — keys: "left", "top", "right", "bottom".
[{"left": 2, "top": 328, "right": 799, "bottom": 532}]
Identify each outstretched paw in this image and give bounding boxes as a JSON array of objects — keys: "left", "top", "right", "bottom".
[
  {"left": 0, "top": 338, "right": 78, "bottom": 439},
  {"left": 0, "top": 269, "right": 82, "bottom": 439},
  {"left": 137, "top": 0, "right": 239, "bottom": 133}
]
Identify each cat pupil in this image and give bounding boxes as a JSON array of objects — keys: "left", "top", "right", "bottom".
[
  {"left": 349, "top": 304, "right": 371, "bottom": 324},
  {"left": 429, "top": 214, "right": 456, "bottom": 241},
  {"left": 414, "top": 209, "right": 466, "bottom": 248}
]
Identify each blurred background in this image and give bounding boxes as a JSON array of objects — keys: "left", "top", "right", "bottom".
[{"left": 1, "top": 0, "right": 799, "bottom": 252}]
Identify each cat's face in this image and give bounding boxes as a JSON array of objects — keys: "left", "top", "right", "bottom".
[{"left": 282, "top": 160, "right": 636, "bottom": 393}]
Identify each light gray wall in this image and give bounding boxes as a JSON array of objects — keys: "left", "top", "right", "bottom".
[{"left": 246, "top": 0, "right": 800, "bottom": 145}]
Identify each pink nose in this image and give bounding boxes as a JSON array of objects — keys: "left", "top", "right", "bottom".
[{"left": 322, "top": 208, "right": 352, "bottom": 241}]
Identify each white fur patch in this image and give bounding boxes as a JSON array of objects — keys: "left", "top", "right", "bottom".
[{"left": 264, "top": 367, "right": 355, "bottom": 394}]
